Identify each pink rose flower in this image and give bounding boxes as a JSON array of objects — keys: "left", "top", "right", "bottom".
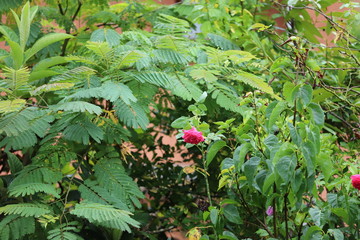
[
  {"left": 350, "top": 174, "right": 360, "bottom": 190},
  {"left": 182, "top": 127, "right": 205, "bottom": 145}
]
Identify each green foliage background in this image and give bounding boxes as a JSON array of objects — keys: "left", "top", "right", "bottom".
[{"left": 0, "top": 0, "right": 359, "bottom": 239}]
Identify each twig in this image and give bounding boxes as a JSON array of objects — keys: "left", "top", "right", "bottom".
[{"left": 235, "top": 174, "right": 274, "bottom": 237}]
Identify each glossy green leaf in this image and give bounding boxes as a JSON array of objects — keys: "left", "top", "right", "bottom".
[{"left": 206, "top": 140, "right": 226, "bottom": 166}]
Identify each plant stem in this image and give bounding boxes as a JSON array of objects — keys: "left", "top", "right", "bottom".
[
  {"left": 273, "top": 183, "right": 278, "bottom": 238},
  {"left": 284, "top": 192, "right": 289, "bottom": 240},
  {"left": 235, "top": 174, "right": 274, "bottom": 237},
  {"left": 203, "top": 166, "right": 213, "bottom": 207}
]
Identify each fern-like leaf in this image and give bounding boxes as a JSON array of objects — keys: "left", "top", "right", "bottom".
[
  {"left": 32, "top": 83, "right": 74, "bottom": 95},
  {"left": 10, "top": 165, "right": 62, "bottom": 186},
  {"left": 90, "top": 28, "right": 121, "bottom": 47},
  {"left": 132, "top": 71, "right": 171, "bottom": 88},
  {"left": 47, "top": 222, "right": 83, "bottom": 240},
  {"left": 0, "top": 99, "right": 26, "bottom": 113},
  {"left": 8, "top": 183, "right": 60, "bottom": 198},
  {"left": 0, "top": 215, "right": 35, "bottom": 240},
  {"left": 50, "top": 66, "right": 96, "bottom": 83},
  {"left": 2, "top": 66, "right": 30, "bottom": 91},
  {"left": 114, "top": 99, "right": 149, "bottom": 129},
  {"left": 153, "top": 49, "right": 190, "bottom": 65},
  {"left": 54, "top": 101, "right": 102, "bottom": 115},
  {"left": 65, "top": 82, "right": 137, "bottom": 104},
  {"left": 0, "top": 204, "right": 51, "bottom": 217},
  {"left": 154, "top": 14, "right": 190, "bottom": 36},
  {"left": 170, "top": 75, "right": 203, "bottom": 101},
  {"left": 70, "top": 202, "right": 140, "bottom": 232},
  {"left": 210, "top": 82, "right": 242, "bottom": 113},
  {"left": 6, "top": 151, "right": 23, "bottom": 174},
  {"left": 62, "top": 120, "right": 104, "bottom": 144},
  {"left": 207, "top": 33, "right": 240, "bottom": 50},
  {"left": 233, "top": 71, "right": 281, "bottom": 100},
  {"left": 79, "top": 180, "right": 129, "bottom": 211},
  {"left": 93, "top": 158, "right": 145, "bottom": 209},
  {"left": 117, "top": 50, "right": 145, "bottom": 69}
]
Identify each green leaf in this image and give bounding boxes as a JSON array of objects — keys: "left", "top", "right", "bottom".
[
  {"left": 33, "top": 56, "right": 69, "bottom": 71},
  {"left": 327, "top": 229, "right": 344, "bottom": 240},
  {"left": 302, "top": 141, "right": 316, "bottom": 176},
  {"left": 6, "top": 151, "right": 23, "bottom": 174},
  {"left": 275, "top": 154, "right": 297, "bottom": 184},
  {"left": 307, "top": 103, "right": 324, "bottom": 126},
  {"left": 171, "top": 116, "right": 190, "bottom": 128},
  {"left": 206, "top": 140, "right": 226, "bottom": 166},
  {"left": 267, "top": 101, "right": 287, "bottom": 131},
  {"left": 283, "top": 82, "right": 296, "bottom": 103},
  {"left": 316, "top": 152, "right": 333, "bottom": 182},
  {"left": 221, "top": 231, "right": 239, "bottom": 240},
  {"left": 18, "top": 2, "right": 32, "bottom": 50},
  {"left": 233, "top": 143, "right": 251, "bottom": 170},
  {"left": 243, "top": 157, "right": 261, "bottom": 185},
  {"left": 210, "top": 208, "right": 219, "bottom": 225},
  {"left": 303, "top": 226, "right": 323, "bottom": 240},
  {"left": 262, "top": 173, "right": 275, "bottom": 194},
  {"left": 223, "top": 205, "right": 241, "bottom": 224},
  {"left": 29, "top": 70, "right": 60, "bottom": 82},
  {"left": 306, "top": 59, "right": 321, "bottom": 71},
  {"left": 24, "top": 33, "right": 73, "bottom": 62},
  {"left": 309, "top": 207, "right": 322, "bottom": 227},
  {"left": 7, "top": 39, "right": 24, "bottom": 69},
  {"left": 331, "top": 208, "right": 349, "bottom": 224},
  {"left": 292, "top": 84, "right": 313, "bottom": 106}
]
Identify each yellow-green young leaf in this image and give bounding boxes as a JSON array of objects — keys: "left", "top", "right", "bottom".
[
  {"left": 218, "top": 175, "right": 230, "bottom": 190},
  {"left": 225, "top": 50, "right": 257, "bottom": 64},
  {"left": 0, "top": 99, "right": 26, "bottom": 113},
  {"left": 250, "top": 23, "right": 271, "bottom": 31},
  {"left": 190, "top": 69, "right": 218, "bottom": 82},
  {"left": 118, "top": 50, "right": 144, "bottom": 69},
  {"left": 186, "top": 227, "right": 202, "bottom": 240},
  {"left": 234, "top": 71, "right": 281, "bottom": 100},
  {"left": 32, "top": 83, "right": 74, "bottom": 95},
  {"left": 306, "top": 59, "right": 321, "bottom": 71}
]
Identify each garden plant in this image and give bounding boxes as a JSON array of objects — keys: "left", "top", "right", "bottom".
[{"left": 0, "top": 0, "right": 359, "bottom": 239}]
